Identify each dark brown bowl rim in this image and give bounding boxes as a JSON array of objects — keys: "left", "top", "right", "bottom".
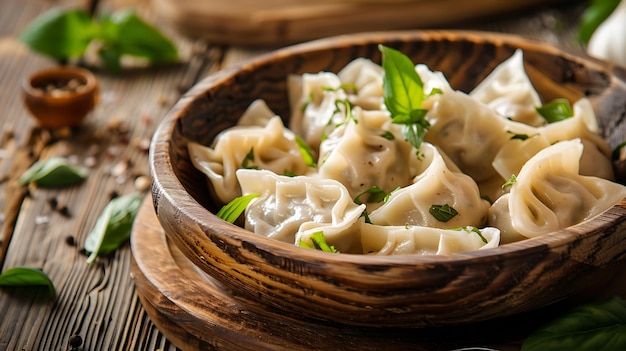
[
  {"left": 22, "top": 65, "right": 98, "bottom": 98},
  {"left": 150, "top": 29, "right": 626, "bottom": 267}
]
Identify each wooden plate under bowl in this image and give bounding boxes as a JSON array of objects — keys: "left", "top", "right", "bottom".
[{"left": 131, "top": 198, "right": 626, "bottom": 351}]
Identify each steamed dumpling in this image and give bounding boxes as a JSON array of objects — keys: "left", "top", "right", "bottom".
[
  {"left": 470, "top": 49, "right": 545, "bottom": 127},
  {"left": 361, "top": 223, "right": 500, "bottom": 255},
  {"left": 237, "top": 169, "right": 366, "bottom": 253},
  {"left": 368, "top": 143, "right": 490, "bottom": 229},
  {"left": 317, "top": 107, "right": 416, "bottom": 210},
  {"left": 188, "top": 116, "right": 309, "bottom": 204},
  {"left": 288, "top": 72, "right": 348, "bottom": 150},
  {"left": 337, "top": 57, "right": 384, "bottom": 110},
  {"left": 488, "top": 139, "right": 626, "bottom": 241}
]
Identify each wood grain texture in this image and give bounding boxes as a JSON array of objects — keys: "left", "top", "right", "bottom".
[
  {"left": 150, "top": 0, "right": 571, "bottom": 46},
  {"left": 135, "top": 197, "right": 626, "bottom": 350},
  {"left": 151, "top": 30, "right": 626, "bottom": 328}
]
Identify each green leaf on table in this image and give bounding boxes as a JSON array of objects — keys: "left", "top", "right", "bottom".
[
  {"left": 379, "top": 45, "right": 430, "bottom": 153},
  {"left": 522, "top": 296, "right": 626, "bottom": 351},
  {"left": 0, "top": 266, "right": 56, "bottom": 299},
  {"left": 84, "top": 192, "right": 143, "bottom": 264},
  {"left": 19, "top": 8, "right": 97, "bottom": 61},
  {"left": 96, "top": 10, "right": 178, "bottom": 69},
  {"left": 577, "top": 0, "right": 621, "bottom": 44},
  {"left": 18, "top": 157, "right": 89, "bottom": 188},
  {"left": 19, "top": 8, "right": 178, "bottom": 72}
]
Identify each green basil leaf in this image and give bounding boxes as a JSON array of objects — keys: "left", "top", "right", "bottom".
[
  {"left": 18, "top": 157, "right": 89, "bottom": 188},
  {"left": 429, "top": 204, "right": 458, "bottom": 222},
  {"left": 19, "top": 8, "right": 97, "bottom": 60},
  {"left": 536, "top": 98, "right": 574, "bottom": 123},
  {"left": 97, "top": 10, "right": 178, "bottom": 63},
  {"left": 522, "top": 296, "right": 626, "bottom": 351},
  {"left": 84, "top": 193, "right": 143, "bottom": 264},
  {"left": 217, "top": 194, "right": 260, "bottom": 223},
  {"left": 379, "top": 45, "right": 430, "bottom": 151},
  {"left": 0, "top": 266, "right": 56, "bottom": 299},
  {"left": 577, "top": 0, "right": 621, "bottom": 44},
  {"left": 298, "top": 231, "right": 338, "bottom": 253}
]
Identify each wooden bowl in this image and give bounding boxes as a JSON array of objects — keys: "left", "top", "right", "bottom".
[
  {"left": 150, "top": 30, "right": 626, "bottom": 328},
  {"left": 22, "top": 66, "right": 99, "bottom": 129}
]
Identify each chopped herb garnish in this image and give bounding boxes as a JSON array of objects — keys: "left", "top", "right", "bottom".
[
  {"left": 428, "top": 87, "right": 444, "bottom": 96},
  {"left": 577, "top": 0, "right": 621, "bottom": 44},
  {"left": 453, "top": 226, "right": 488, "bottom": 244},
  {"left": 334, "top": 99, "right": 357, "bottom": 123},
  {"left": 283, "top": 169, "right": 296, "bottom": 177},
  {"left": 241, "top": 147, "right": 259, "bottom": 169},
  {"left": 507, "top": 130, "right": 539, "bottom": 141},
  {"left": 380, "top": 130, "right": 395, "bottom": 140},
  {"left": 295, "top": 135, "right": 317, "bottom": 168},
  {"left": 502, "top": 174, "right": 518, "bottom": 189},
  {"left": 354, "top": 185, "right": 389, "bottom": 205},
  {"left": 298, "top": 231, "right": 339, "bottom": 253},
  {"left": 217, "top": 194, "right": 260, "bottom": 223},
  {"left": 429, "top": 203, "right": 458, "bottom": 222},
  {"left": 380, "top": 45, "right": 430, "bottom": 153},
  {"left": 612, "top": 141, "right": 626, "bottom": 160},
  {"left": 536, "top": 98, "right": 574, "bottom": 123}
]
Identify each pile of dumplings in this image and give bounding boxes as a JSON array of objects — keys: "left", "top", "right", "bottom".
[{"left": 188, "top": 49, "right": 626, "bottom": 256}]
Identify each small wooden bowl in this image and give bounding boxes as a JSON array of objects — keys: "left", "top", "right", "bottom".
[
  {"left": 22, "top": 66, "right": 99, "bottom": 129},
  {"left": 150, "top": 30, "right": 626, "bottom": 328}
]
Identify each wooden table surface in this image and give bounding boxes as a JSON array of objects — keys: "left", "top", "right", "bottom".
[{"left": 0, "top": 0, "right": 596, "bottom": 350}]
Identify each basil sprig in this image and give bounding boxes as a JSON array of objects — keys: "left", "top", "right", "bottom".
[
  {"left": 18, "top": 157, "right": 89, "bottom": 188},
  {"left": 522, "top": 296, "right": 626, "bottom": 351},
  {"left": 0, "top": 266, "right": 56, "bottom": 299},
  {"left": 84, "top": 193, "right": 143, "bottom": 264},
  {"left": 19, "top": 8, "right": 178, "bottom": 72},
  {"left": 379, "top": 45, "right": 430, "bottom": 153}
]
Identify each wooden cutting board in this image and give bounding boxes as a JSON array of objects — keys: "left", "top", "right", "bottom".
[{"left": 151, "top": 0, "right": 569, "bottom": 46}]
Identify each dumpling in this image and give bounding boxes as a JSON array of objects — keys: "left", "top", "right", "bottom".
[
  {"left": 188, "top": 116, "right": 309, "bottom": 204},
  {"left": 368, "top": 143, "right": 490, "bottom": 229},
  {"left": 317, "top": 107, "right": 415, "bottom": 210},
  {"left": 491, "top": 98, "right": 615, "bottom": 182},
  {"left": 236, "top": 99, "right": 276, "bottom": 127},
  {"left": 337, "top": 57, "right": 384, "bottom": 110},
  {"left": 416, "top": 63, "right": 453, "bottom": 94},
  {"left": 237, "top": 169, "right": 366, "bottom": 253},
  {"left": 541, "top": 98, "right": 614, "bottom": 179},
  {"left": 470, "top": 49, "right": 545, "bottom": 127},
  {"left": 288, "top": 72, "right": 348, "bottom": 150},
  {"left": 361, "top": 223, "right": 500, "bottom": 255},
  {"left": 423, "top": 88, "right": 521, "bottom": 182},
  {"left": 488, "top": 139, "right": 626, "bottom": 240}
]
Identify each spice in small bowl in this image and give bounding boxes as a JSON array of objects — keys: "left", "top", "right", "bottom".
[{"left": 22, "top": 66, "right": 99, "bottom": 129}]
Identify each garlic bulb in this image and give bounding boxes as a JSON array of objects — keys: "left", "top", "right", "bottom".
[{"left": 587, "top": 0, "right": 626, "bottom": 66}]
